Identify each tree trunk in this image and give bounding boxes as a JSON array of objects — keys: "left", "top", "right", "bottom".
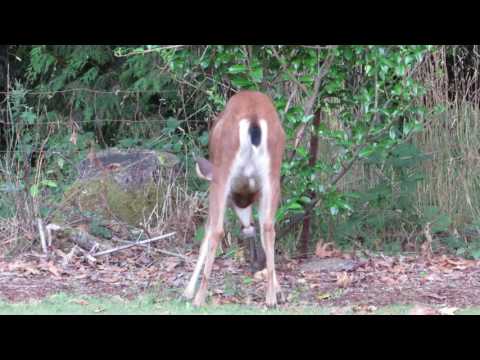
[{"left": 298, "top": 110, "right": 322, "bottom": 256}]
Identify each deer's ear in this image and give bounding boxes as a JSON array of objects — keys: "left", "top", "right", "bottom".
[{"left": 196, "top": 157, "right": 213, "bottom": 181}]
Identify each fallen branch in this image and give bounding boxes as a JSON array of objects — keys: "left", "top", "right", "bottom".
[
  {"left": 92, "top": 232, "right": 176, "bottom": 257},
  {"left": 114, "top": 238, "right": 191, "bottom": 262}
]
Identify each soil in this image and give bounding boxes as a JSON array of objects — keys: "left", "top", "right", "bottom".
[{"left": 1, "top": 246, "right": 480, "bottom": 311}]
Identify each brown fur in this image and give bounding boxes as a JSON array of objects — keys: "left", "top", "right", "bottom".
[{"left": 184, "top": 90, "right": 286, "bottom": 307}]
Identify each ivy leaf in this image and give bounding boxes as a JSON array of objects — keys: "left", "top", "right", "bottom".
[
  {"left": 231, "top": 76, "right": 253, "bottom": 88},
  {"left": 227, "top": 64, "right": 247, "bottom": 74},
  {"left": 287, "top": 202, "right": 304, "bottom": 211}
]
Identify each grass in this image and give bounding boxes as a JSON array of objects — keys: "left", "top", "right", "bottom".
[
  {"left": 0, "top": 293, "right": 329, "bottom": 315},
  {"left": 1, "top": 293, "right": 480, "bottom": 315}
]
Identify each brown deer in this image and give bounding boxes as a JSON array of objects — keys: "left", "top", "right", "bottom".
[{"left": 183, "top": 90, "right": 286, "bottom": 307}]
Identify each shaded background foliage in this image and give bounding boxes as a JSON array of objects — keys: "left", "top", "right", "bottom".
[{"left": 1, "top": 45, "right": 480, "bottom": 259}]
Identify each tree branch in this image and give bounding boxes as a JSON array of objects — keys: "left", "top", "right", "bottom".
[{"left": 285, "top": 47, "right": 337, "bottom": 169}]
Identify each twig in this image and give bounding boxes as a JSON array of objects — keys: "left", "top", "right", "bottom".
[
  {"left": 271, "top": 46, "right": 308, "bottom": 95},
  {"left": 292, "top": 48, "right": 337, "bottom": 149},
  {"left": 92, "top": 232, "right": 176, "bottom": 257},
  {"left": 77, "top": 246, "right": 97, "bottom": 263}
]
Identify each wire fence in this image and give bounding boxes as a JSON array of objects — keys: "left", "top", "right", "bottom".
[
  {"left": 0, "top": 88, "right": 178, "bottom": 96},
  {"left": 0, "top": 87, "right": 215, "bottom": 156}
]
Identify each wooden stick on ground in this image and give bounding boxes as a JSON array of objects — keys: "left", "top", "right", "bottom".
[{"left": 92, "top": 232, "right": 176, "bottom": 257}]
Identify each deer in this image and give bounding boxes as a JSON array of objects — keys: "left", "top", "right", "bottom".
[{"left": 183, "top": 90, "right": 286, "bottom": 307}]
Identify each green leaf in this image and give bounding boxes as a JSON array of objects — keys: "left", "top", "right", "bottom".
[
  {"left": 392, "top": 83, "right": 402, "bottom": 96},
  {"left": 41, "top": 180, "right": 58, "bottom": 188},
  {"left": 365, "top": 64, "right": 372, "bottom": 75},
  {"left": 389, "top": 127, "right": 397, "bottom": 140},
  {"left": 344, "top": 48, "right": 353, "bottom": 61},
  {"left": 166, "top": 117, "right": 179, "bottom": 130},
  {"left": 194, "top": 227, "right": 205, "bottom": 243},
  {"left": 227, "top": 64, "right": 247, "bottom": 74},
  {"left": 359, "top": 146, "right": 375, "bottom": 158},
  {"left": 301, "top": 114, "right": 314, "bottom": 123},
  {"left": 250, "top": 67, "right": 263, "bottom": 83},
  {"left": 199, "top": 132, "right": 209, "bottom": 146},
  {"left": 470, "top": 249, "right": 480, "bottom": 260},
  {"left": 287, "top": 202, "right": 304, "bottom": 211},
  {"left": 395, "top": 64, "right": 406, "bottom": 77},
  {"left": 403, "top": 121, "right": 414, "bottom": 136},
  {"left": 30, "top": 184, "right": 39, "bottom": 198},
  {"left": 231, "top": 77, "right": 253, "bottom": 88},
  {"left": 21, "top": 111, "right": 36, "bottom": 124},
  {"left": 243, "top": 277, "right": 254, "bottom": 285}
]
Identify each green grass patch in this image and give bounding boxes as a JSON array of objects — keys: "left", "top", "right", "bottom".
[{"left": 1, "top": 293, "right": 479, "bottom": 315}]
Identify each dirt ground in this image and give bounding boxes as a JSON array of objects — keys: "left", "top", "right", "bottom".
[{"left": 1, "top": 245, "right": 480, "bottom": 314}]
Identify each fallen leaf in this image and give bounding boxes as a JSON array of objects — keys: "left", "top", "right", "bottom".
[
  {"left": 409, "top": 305, "right": 439, "bottom": 315},
  {"left": 74, "top": 274, "right": 89, "bottom": 280},
  {"left": 336, "top": 272, "right": 352, "bottom": 288},
  {"left": 317, "top": 292, "right": 331, "bottom": 300},
  {"left": 10, "top": 262, "right": 41, "bottom": 275},
  {"left": 439, "top": 307, "right": 458, "bottom": 315},
  {"left": 315, "top": 241, "right": 341, "bottom": 258},
  {"left": 47, "top": 262, "right": 62, "bottom": 278},
  {"left": 426, "top": 293, "right": 446, "bottom": 301},
  {"left": 254, "top": 268, "right": 268, "bottom": 281},
  {"left": 423, "top": 273, "right": 441, "bottom": 282},
  {"left": 380, "top": 276, "right": 397, "bottom": 286},
  {"left": 164, "top": 258, "right": 181, "bottom": 272},
  {"left": 390, "top": 264, "right": 406, "bottom": 274}
]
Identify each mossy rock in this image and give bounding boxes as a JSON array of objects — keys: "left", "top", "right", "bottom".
[{"left": 63, "top": 148, "right": 180, "bottom": 226}]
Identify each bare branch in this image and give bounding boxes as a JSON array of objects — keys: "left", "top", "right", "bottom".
[{"left": 281, "top": 47, "right": 337, "bottom": 178}]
